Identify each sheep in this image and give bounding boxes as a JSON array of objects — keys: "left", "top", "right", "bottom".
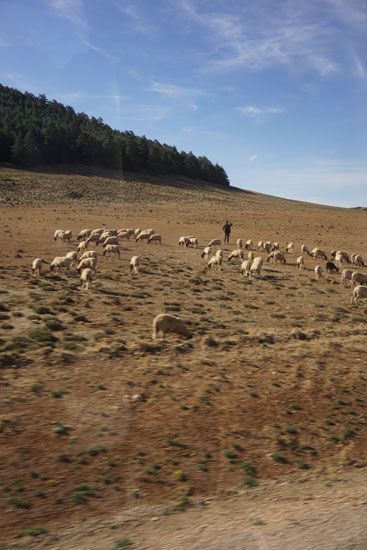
[
  {"left": 271, "top": 242, "right": 280, "bottom": 251},
  {"left": 208, "top": 239, "right": 221, "bottom": 248},
  {"left": 250, "top": 256, "right": 263, "bottom": 277},
  {"left": 54, "top": 229, "right": 72, "bottom": 243},
  {"left": 102, "top": 236, "right": 119, "bottom": 247},
  {"left": 201, "top": 246, "right": 212, "bottom": 259},
  {"left": 351, "top": 285, "right": 367, "bottom": 305},
  {"left": 330, "top": 250, "right": 337, "bottom": 259},
  {"left": 77, "top": 229, "right": 91, "bottom": 241},
  {"left": 117, "top": 230, "right": 131, "bottom": 240},
  {"left": 185, "top": 237, "right": 198, "bottom": 248},
  {"left": 286, "top": 242, "right": 294, "bottom": 254},
  {"left": 353, "top": 254, "right": 365, "bottom": 268},
  {"left": 77, "top": 240, "right": 89, "bottom": 253},
  {"left": 267, "top": 251, "right": 286, "bottom": 264},
  {"left": 80, "top": 268, "right": 94, "bottom": 291},
  {"left": 257, "top": 240, "right": 263, "bottom": 250},
  {"left": 310, "top": 248, "right": 328, "bottom": 260},
  {"left": 326, "top": 261, "right": 339, "bottom": 273},
  {"left": 314, "top": 265, "right": 323, "bottom": 280},
  {"left": 77, "top": 258, "right": 97, "bottom": 272},
  {"left": 86, "top": 233, "right": 100, "bottom": 244},
  {"left": 335, "top": 251, "right": 350, "bottom": 267},
  {"left": 136, "top": 232, "right": 150, "bottom": 243},
  {"left": 50, "top": 256, "right": 73, "bottom": 274},
  {"left": 236, "top": 238, "right": 243, "bottom": 249},
  {"left": 244, "top": 239, "right": 253, "bottom": 249},
  {"left": 263, "top": 241, "right": 272, "bottom": 252},
  {"left": 296, "top": 256, "right": 304, "bottom": 270},
  {"left": 248, "top": 251, "right": 254, "bottom": 262},
  {"left": 351, "top": 271, "right": 367, "bottom": 287},
  {"left": 79, "top": 250, "right": 97, "bottom": 260},
  {"left": 207, "top": 255, "right": 222, "bottom": 270},
  {"left": 103, "top": 244, "right": 120, "bottom": 258},
  {"left": 341, "top": 268, "right": 353, "bottom": 287},
  {"left": 148, "top": 234, "right": 162, "bottom": 245},
  {"left": 241, "top": 259, "right": 251, "bottom": 277},
  {"left": 152, "top": 313, "right": 191, "bottom": 340},
  {"left": 179, "top": 236, "right": 188, "bottom": 246},
  {"left": 31, "top": 258, "right": 49, "bottom": 276},
  {"left": 65, "top": 251, "right": 78, "bottom": 266},
  {"left": 130, "top": 255, "right": 140, "bottom": 275},
  {"left": 134, "top": 228, "right": 141, "bottom": 237},
  {"left": 228, "top": 249, "right": 244, "bottom": 262}
]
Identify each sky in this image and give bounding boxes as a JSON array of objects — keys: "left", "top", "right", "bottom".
[{"left": 1, "top": 0, "right": 367, "bottom": 206}]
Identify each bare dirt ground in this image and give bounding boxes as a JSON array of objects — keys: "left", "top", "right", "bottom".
[{"left": 0, "top": 166, "right": 366, "bottom": 549}]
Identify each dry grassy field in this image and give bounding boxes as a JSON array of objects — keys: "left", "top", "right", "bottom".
[{"left": 0, "top": 166, "right": 367, "bottom": 548}]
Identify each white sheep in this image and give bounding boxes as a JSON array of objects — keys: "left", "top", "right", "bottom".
[
  {"left": 148, "top": 234, "right": 162, "bottom": 245},
  {"left": 50, "top": 256, "right": 73, "bottom": 274},
  {"left": 267, "top": 250, "right": 286, "bottom": 264},
  {"left": 240, "top": 259, "right": 251, "bottom": 277},
  {"left": 301, "top": 244, "right": 310, "bottom": 255},
  {"left": 257, "top": 240, "right": 263, "bottom": 250},
  {"left": 77, "top": 257, "right": 97, "bottom": 272},
  {"left": 185, "top": 237, "right": 198, "bottom": 248},
  {"left": 335, "top": 251, "right": 350, "bottom": 267},
  {"left": 77, "top": 240, "right": 89, "bottom": 253},
  {"left": 314, "top": 265, "right": 323, "bottom": 280},
  {"left": 80, "top": 268, "right": 94, "bottom": 291},
  {"left": 263, "top": 241, "right": 272, "bottom": 252},
  {"left": 102, "top": 236, "right": 119, "bottom": 247},
  {"left": 103, "top": 244, "right": 120, "bottom": 257},
  {"left": 152, "top": 313, "right": 191, "bottom": 340},
  {"left": 351, "top": 271, "right": 367, "bottom": 287},
  {"left": 353, "top": 254, "right": 365, "bottom": 268},
  {"left": 130, "top": 255, "right": 140, "bottom": 275},
  {"left": 248, "top": 251, "right": 254, "bottom": 262},
  {"left": 286, "top": 242, "right": 294, "bottom": 254},
  {"left": 207, "top": 255, "right": 222, "bottom": 270},
  {"left": 77, "top": 229, "right": 91, "bottom": 241},
  {"left": 54, "top": 229, "right": 72, "bottom": 243},
  {"left": 310, "top": 248, "right": 328, "bottom": 260},
  {"left": 65, "top": 251, "right": 78, "bottom": 266},
  {"left": 134, "top": 228, "right": 141, "bottom": 237},
  {"left": 136, "top": 232, "right": 150, "bottom": 243},
  {"left": 79, "top": 250, "right": 97, "bottom": 260},
  {"left": 228, "top": 249, "right": 244, "bottom": 262},
  {"left": 351, "top": 285, "right": 367, "bottom": 305},
  {"left": 117, "top": 230, "right": 131, "bottom": 240},
  {"left": 341, "top": 268, "right": 353, "bottom": 287},
  {"left": 245, "top": 239, "right": 253, "bottom": 249},
  {"left": 296, "top": 255, "right": 304, "bottom": 271},
  {"left": 250, "top": 256, "right": 263, "bottom": 277},
  {"left": 236, "top": 238, "right": 243, "bottom": 249},
  {"left": 201, "top": 246, "right": 212, "bottom": 259},
  {"left": 31, "top": 258, "right": 49, "bottom": 276}
]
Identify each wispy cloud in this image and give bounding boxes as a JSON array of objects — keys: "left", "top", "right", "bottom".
[
  {"left": 177, "top": 0, "right": 339, "bottom": 76},
  {"left": 249, "top": 154, "right": 258, "bottom": 162},
  {"left": 43, "top": 0, "right": 87, "bottom": 30},
  {"left": 239, "top": 105, "right": 284, "bottom": 123},
  {"left": 115, "top": 2, "right": 154, "bottom": 35},
  {"left": 149, "top": 81, "right": 205, "bottom": 99}
]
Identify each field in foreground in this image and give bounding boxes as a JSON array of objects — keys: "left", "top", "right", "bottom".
[{"left": 0, "top": 166, "right": 366, "bottom": 547}]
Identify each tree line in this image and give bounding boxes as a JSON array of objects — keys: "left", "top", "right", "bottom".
[{"left": 0, "top": 84, "right": 230, "bottom": 186}]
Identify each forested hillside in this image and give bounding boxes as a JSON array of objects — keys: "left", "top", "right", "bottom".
[{"left": 0, "top": 84, "right": 229, "bottom": 186}]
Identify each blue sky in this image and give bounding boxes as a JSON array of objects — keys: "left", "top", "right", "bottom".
[{"left": 1, "top": 0, "right": 366, "bottom": 206}]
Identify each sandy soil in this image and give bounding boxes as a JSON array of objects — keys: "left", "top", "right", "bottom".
[{"left": 0, "top": 166, "right": 366, "bottom": 548}]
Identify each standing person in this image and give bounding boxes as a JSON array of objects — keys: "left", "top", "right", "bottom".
[{"left": 223, "top": 221, "right": 232, "bottom": 244}]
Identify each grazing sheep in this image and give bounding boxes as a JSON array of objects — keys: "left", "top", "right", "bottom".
[
  {"left": 286, "top": 242, "right": 294, "bottom": 254},
  {"left": 50, "top": 256, "right": 72, "bottom": 274},
  {"left": 248, "top": 251, "right": 254, "bottom": 262},
  {"left": 310, "top": 248, "right": 328, "bottom": 260},
  {"left": 296, "top": 256, "right": 304, "bottom": 270},
  {"left": 54, "top": 229, "right": 72, "bottom": 243},
  {"left": 257, "top": 240, "right": 263, "bottom": 250},
  {"left": 353, "top": 254, "right": 365, "bottom": 268},
  {"left": 31, "top": 258, "right": 49, "bottom": 276},
  {"left": 250, "top": 256, "right": 263, "bottom": 277},
  {"left": 80, "top": 268, "right": 94, "bottom": 291},
  {"left": 77, "top": 229, "right": 92, "bottom": 241},
  {"left": 179, "top": 236, "right": 189, "bottom": 246},
  {"left": 241, "top": 259, "right": 251, "bottom": 277},
  {"left": 228, "top": 249, "right": 244, "bottom": 262},
  {"left": 152, "top": 313, "right": 191, "bottom": 340},
  {"left": 103, "top": 244, "right": 120, "bottom": 258},
  {"left": 77, "top": 240, "right": 89, "bottom": 253},
  {"left": 271, "top": 242, "right": 280, "bottom": 251},
  {"left": 201, "top": 246, "right": 212, "bottom": 259},
  {"left": 185, "top": 237, "right": 198, "bottom": 248},
  {"left": 136, "top": 232, "right": 150, "bottom": 243},
  {"left": 267, "top": 251, "right": 286, "bottom": 264},
  {"left": 351, "top": 271, "right": 367, "bottom": 287},
  {"left": 208, "top": 239, "right": 221, "bottom": 248},
  {"left": 100, "top": 236, "right": 119, "bottom": 247},
  {"left": 341, "top": 268, "right": 353, "bottom": 287},
  {"left": 207, "top": 255, "right": 222, "bottom": 270},
  {"left": 130, "top": 255, "right": 140, "bottom": 275},
  {"left": 117, "top": 230, "right": 131, "bottom": 240},
  {"left": 301, "top": 244, "right": 310, "bottom": 255},
  {"left": 263, "top": 241, "right": 272, "bottom": 252},
  {"left": 351, "top": 285, "right": 367, "bottom": 305},
  {"left": 79, "top": 250, "right": 97, "bottom": 260},
  {"left": 245, "top": 239, "right": 253, "bottom": 249},
  {"left": 65, "top": 251, "right": 78, "bottom": 266},
  {"left": 330, "top": 250, "right": 337, "bottom": 259},
  {"left": 236, "top": 238, "right": 243, "bottom": 249},
  {"left": 134, "top": 228, "right": 141, "bottom": 237},
  {"left": 326, "top": 261, "right": 339, "bottom": 273},
  {"left": 86, "top": 233, "right": 100, "bottom": 244},
  {"left": 216, "top": 249, "right": 223, "bottom": 259},
  {"left": 335, "top": 251, "right": 350, "bottom": 267},
  {"left": 77, "top": 258, "right": 97, "bottom": 272},
  {"left": 314, "top": 265, "right": 323, "bottom": 280},
  {"left": 148, "top": 234, "right": 162, "bottom": 245}
]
